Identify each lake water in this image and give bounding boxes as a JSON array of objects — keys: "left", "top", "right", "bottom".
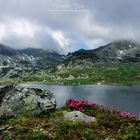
[{"left": 19, "top": 83, "right": 140, "bottom": 115}]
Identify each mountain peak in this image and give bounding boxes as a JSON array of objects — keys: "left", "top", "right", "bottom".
[
  {"left": 63, "top": 39, "right": 140, "bottom": 67},
  {"left": 0, "top": 43, "right": 19, "bottom": 56}
]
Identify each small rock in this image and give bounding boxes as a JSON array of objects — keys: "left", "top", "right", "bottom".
[
  {"left": 63, "top": 111, "right": 96, "bottom": 122},
  {"left": 97, "top": 82, "right": 101, "bottom": 85}
]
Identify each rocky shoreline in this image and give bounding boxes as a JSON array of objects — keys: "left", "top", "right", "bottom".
[{"left": 0, "top": 85, "right": 56, "bottom": 119}]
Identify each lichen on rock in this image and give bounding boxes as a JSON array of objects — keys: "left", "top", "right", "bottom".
[{"left": 0, "top": 85, "right": 56, "bottom": 119}]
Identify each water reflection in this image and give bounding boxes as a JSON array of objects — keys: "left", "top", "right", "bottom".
[{"left": 19, "top": 84, "right": 140, "bottom": 115}]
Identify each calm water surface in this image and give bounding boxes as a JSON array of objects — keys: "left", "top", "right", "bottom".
[{"left": 19, "top": 83, "right": 140, "bottom": 115}]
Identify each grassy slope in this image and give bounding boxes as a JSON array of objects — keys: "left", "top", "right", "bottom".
[
  {"left": 54, "top": 63, "right": 140, "bottom": 85},
  {"left": 0, "top": 106, "right": 140, "bottom": 140}
]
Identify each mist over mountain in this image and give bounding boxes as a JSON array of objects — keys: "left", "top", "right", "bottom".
[
  {"left": 0, "top": 44, "right": 64, "bottom": 68},
  {"left": 0, "top": 0, "right": 140, "bottom": 54},
  {"left": 0, "top": 39, "right": 140, "bottom": 70},
  {"left": 63, "top": 40, "right": 140, "bottom": 67}
]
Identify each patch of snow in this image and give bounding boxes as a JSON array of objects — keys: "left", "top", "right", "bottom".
[
  {"left": 0, "top": 66, "right": 9, "bottom": 68},
  {"left": 6, "top": 59, "right": 10, "bottom": 63},
  {"left": 20, "top": 56, "right": 25, "bottom": 60},
  {"left": 117, "top": 56, "right": 122, "bottom": 59},
  {"left": 7, "top": 56, "right": 12, "bottom": 60},
  {"left": 24, "top": 54, "right": 35, "bottom": 61},
  {"left": 119, "top": 50, "right": 125, "bottom": 55},
  {"left": 129, "top": 44, "right": 132, "bottom": 48},
  {"left": 30, "top": 55, "right": 35, "bottom": 60}
]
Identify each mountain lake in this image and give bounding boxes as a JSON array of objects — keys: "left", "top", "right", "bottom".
[{"left": 18, "top": 83, "right": 140, "bottom": 115}]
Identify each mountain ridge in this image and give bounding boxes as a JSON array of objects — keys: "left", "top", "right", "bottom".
[
  {"left": 1, "top": 39, "right": 140, "bottom": 67},
  {"left": 0, "top": 39, "right": 140, "bottom": 78},
  {"left": 0, "top": 44, "right": 64, "bottom": 68},
  {"left": 63, "top": 40, "right": 140, "bottom": 67}
]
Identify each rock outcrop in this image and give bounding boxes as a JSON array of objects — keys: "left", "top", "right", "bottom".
[
  {"left": 63, "top": 111, "right": 96, "bottom": 122},
  {"left": 0, "top": 85, "right": 56, "bottom": 119}
]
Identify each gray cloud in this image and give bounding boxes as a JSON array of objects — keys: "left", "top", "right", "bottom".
[{"left": 0, "top": 0, "right": 140, "bottom": 53}]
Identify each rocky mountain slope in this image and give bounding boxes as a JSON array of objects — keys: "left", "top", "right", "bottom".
[
  {"left": 63, "top": 40, "right": 140, "bottom": 67},
  {"left": 1, "top": 40, "right": 140, "bottom": 78},
  {"left": 0, "top": 44, "right": 64, "bottom": 78},
  {"left": 0, "top": 44, "right": 64, "bottom": 68}
]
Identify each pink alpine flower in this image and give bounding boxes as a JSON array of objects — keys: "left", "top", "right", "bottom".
[
  {"left": 123, "top": 111, "right": 130, "bottom": 118},
  {"left": 66, "top": 99, "right": 97, "bottom": 112}
]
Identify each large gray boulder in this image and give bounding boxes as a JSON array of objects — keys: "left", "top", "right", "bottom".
[{"left": 0, "top": 85, "right": 56, "bottom": 119}]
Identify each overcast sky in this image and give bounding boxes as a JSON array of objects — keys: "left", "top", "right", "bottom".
[{"left": 0, "top": 0, "right": 140, "bottom": 54}]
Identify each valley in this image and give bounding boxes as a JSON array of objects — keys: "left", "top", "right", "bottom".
[
  {"left": 0, "top": 40, "right": 140, "bottom": 140},
  {"left": 0, "top": 40, "right": 140, "bottom": 86},
  {"left": 1, "top": 1, "right": 140, "bottom": 139}
]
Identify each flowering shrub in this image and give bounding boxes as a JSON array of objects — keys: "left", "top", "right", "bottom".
[
  {"left": 66, "top": 99, "right": 133, "bottom": 119},
  {"left": 106, "top": 106, "right": 132, "bottom": 119},
  {"left": 66, "top": 99, "right": 97, "bottom": 112},
  {"left": 122, "top": 111, "right": 130, "bottom": 118}
]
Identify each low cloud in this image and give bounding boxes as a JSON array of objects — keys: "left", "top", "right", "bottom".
[{"left": 0, "top": 0, "right": 140, "bottom": 54}]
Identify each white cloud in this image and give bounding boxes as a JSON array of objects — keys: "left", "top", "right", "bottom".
[
  {"left": 79, "top": 13, "right": 110, "bottom": 39},
  {"left": 0, "top": 23, "right": 6, "bottom": 41},
  {"left": 0, "top": 18, "right": 42, "bottom": 40},
  {"left": 0, "top": 18, "right": 44, "bottom": 48},
  {"left": 0, "top": 0, "right": 140, "bottom": 53},
  {"left": 86, "top": 38, "right": 106, "bottom": 49},
  {"left": 50, "top": 30, "right": 71, "bottom": 51},
  {"left": 10, "top": 19, "right": 36, "bottom": 38}
]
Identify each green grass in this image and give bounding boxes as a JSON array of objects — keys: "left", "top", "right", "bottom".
[
  {"left": 1, "top": 63, "right": 140, "bottom": 86},
  {"left": 0, "top": 106, "right": 140, "bottom": 140},
  {"left": 56, "top": 63, "right": 140, "bottom": 85},
  {"left": 35, "top": 63, "right": 140, "bottom": 85}
]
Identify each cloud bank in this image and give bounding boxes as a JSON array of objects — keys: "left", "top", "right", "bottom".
[{"left": 0, "top": 0, "right": 140, "bottom": 53}]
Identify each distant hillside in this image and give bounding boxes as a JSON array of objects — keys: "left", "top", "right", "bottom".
[
  {"left": 0, "top": 44, "right": 19, "bottom": 56},
  {"left": 0, "top": 44, "right": 64, "bottom": 68},
  {"left": 63, "top": 40, "right": 140, "bottom": 67},
  {"left": 18, "top": 48, "right": 64, "bottom": 68},
  {"left": 1, "top": 40, "right": 140, "bottom": 78},
  {"left": 0, "top": 44, "right": 64, "bottom": 78}
]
